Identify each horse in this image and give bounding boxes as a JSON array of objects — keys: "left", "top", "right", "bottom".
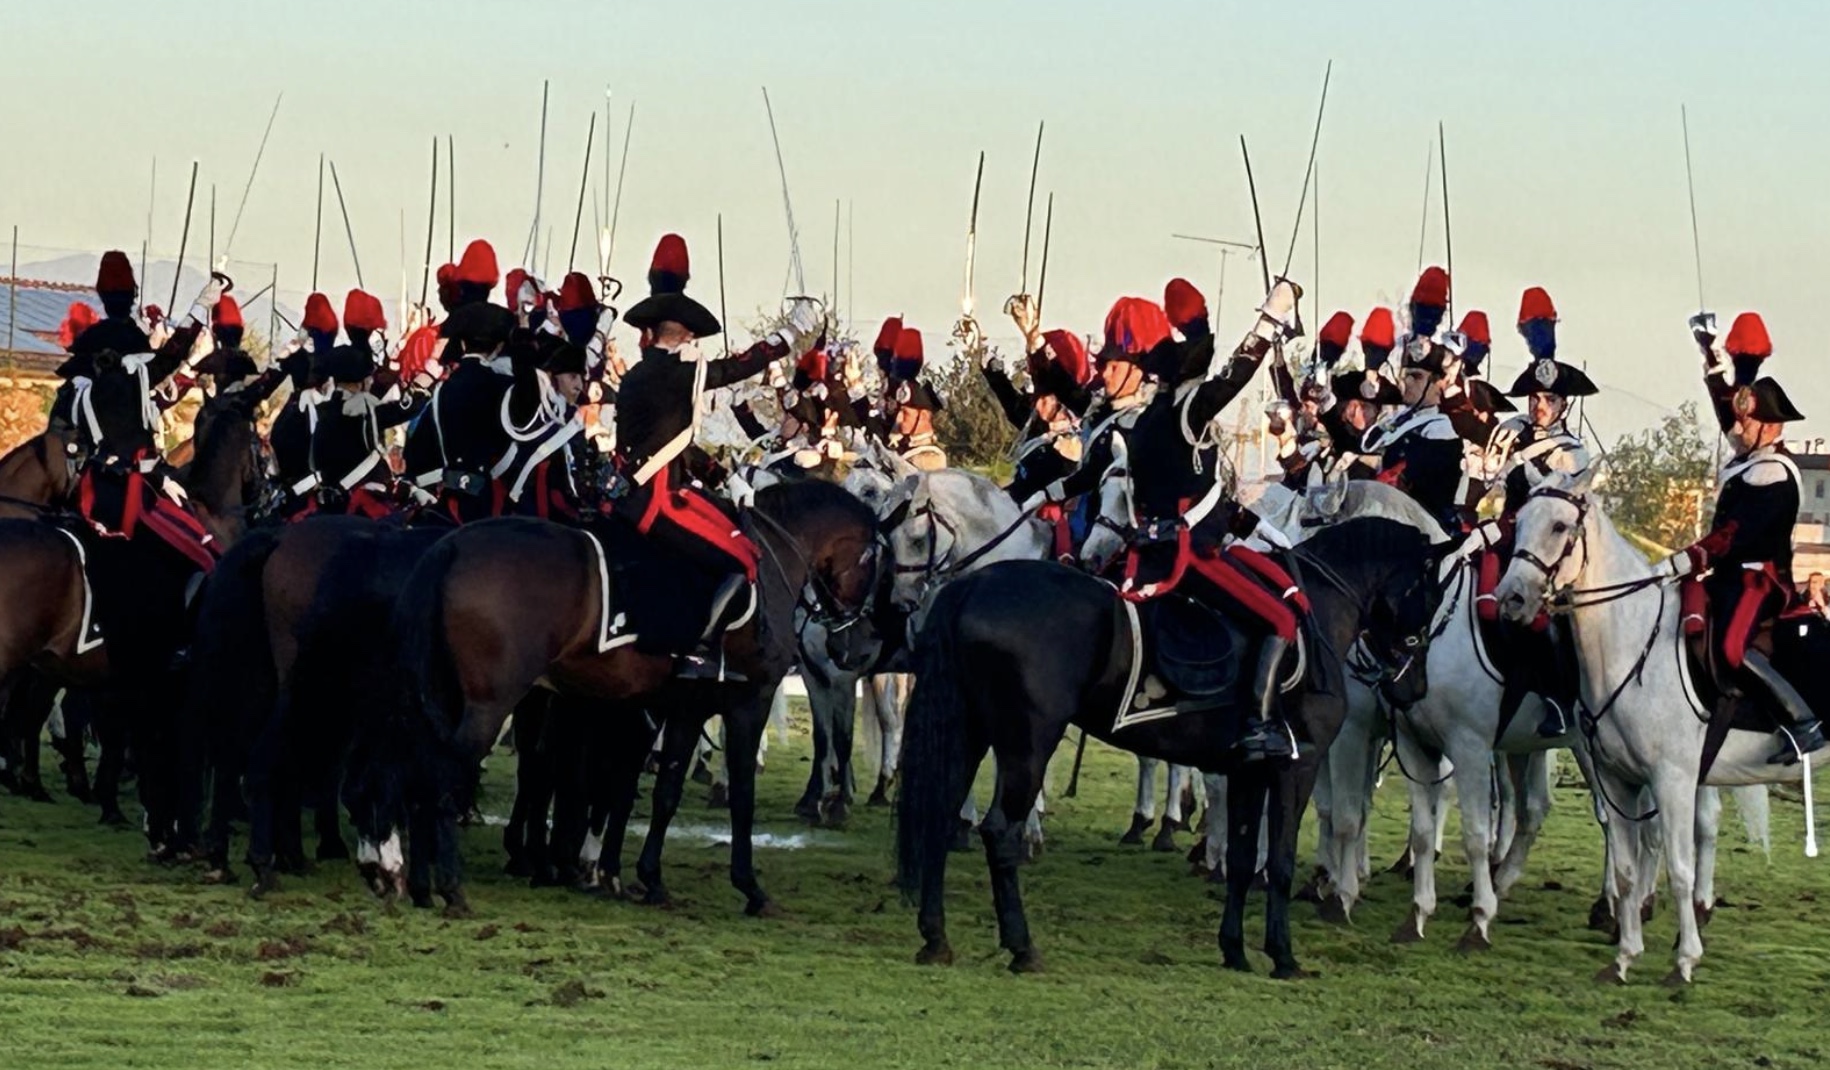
[
  {"left": 1494, "top": 467, "right": 1830, "bottom": 984},
  {"left": 349, "top": 477, "right": 881, "bottom": 914},
  {"left": 896, "top": 513, "right": 1440, "bottom": 976}
]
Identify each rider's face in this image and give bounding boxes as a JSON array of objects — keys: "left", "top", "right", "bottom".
[
  {"left": 1341, "top": 399, "right": 1376, "bottom": 433},
  {"left": 1400, "top": 369, "right": 1436, "bottom": 407},
  {"left": 1731, "top": 415, "right": 1778, "bottom": 453},
  {"left": 1529, "top": 392, "right": 1566, "bottom": 429},
  {"left": 1100, "top": 359, "right": 1141, "bottom": 399},
  {"left": 1034, "top": 394, "right": 1064, "bottom": 423}
]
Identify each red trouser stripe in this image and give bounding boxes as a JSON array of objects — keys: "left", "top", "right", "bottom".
[
  {"left": 1189, "top": 552, "right": 1298, "bottom": 640},
  {"left": 1721, "top": 568, "right": 1776, "bottom": 670},
  {"left": 1224, "top": 543, "right": 1311, "bottom": 615}
]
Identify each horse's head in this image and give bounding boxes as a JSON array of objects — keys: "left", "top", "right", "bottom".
[
  {"left": 757, "top": 478, "right": 884, "bottom": 624},
  {"left": 1080, "top": 454, "right": 1134, "bottom": 575},
  {"left": 1496, "top": 466, "right": 1600, "bottom": 625},
  {"left": 1296, "top": 515, "right": 1442, "bottom": 698}
]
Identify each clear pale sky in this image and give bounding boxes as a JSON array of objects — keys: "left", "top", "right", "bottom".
[{"left": 4, "top": 0, "right": 1826, "bottom": 442}]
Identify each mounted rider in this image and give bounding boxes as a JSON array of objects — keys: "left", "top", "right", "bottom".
[
  {"left": 425, "top": 239, "right": 517, "bottom": 521},
  {"left": 1117, "top": 277, "right": 1309, "bottom": 760},
  {"left": 308, "top": 290, "right": 427, "bottom": 518},
  {"left": 268, "top": 293, "right": 340, "bottom": 519},
  {"left": 1361, "top": 268, "right": 1471, "bottom": 536},
  {"left": 1274, "top": 310, "right": 1397, "bottom": 494},
  {"left": 494, "top": 270, "right": 614, "bottom": 519},
  {"left": 1454, "top": 287, "right": 1595, "bottom": 738},
  {"left": 50, "top": 252, "right": 154, "bottom": 448},
  {"left": 986, "top": 293, "right": 1094, "bottom": 508},
  {"left": 884, "top": 327, "right": 946, "bottom": 471},
  {"left": 612, "top": 233, "right": 822, "bottom": 677},
  {"left": 1663, "top": 311, "right": 1823, "bottom": 764}
]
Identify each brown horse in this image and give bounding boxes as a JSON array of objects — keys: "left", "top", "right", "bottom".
[
  {"left": 0, "top": 427, "right": 79, "bottom": 519},
  {"left": 351, "top": 478, "right": 882, "bottom": 915}
]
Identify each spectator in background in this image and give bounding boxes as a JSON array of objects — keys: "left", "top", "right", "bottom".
[{"left": 1806, "top": 572, "right": 1830, "bottom": 618}]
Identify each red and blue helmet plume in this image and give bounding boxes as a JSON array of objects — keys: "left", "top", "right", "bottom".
[
  {"left": 1516, "top": 287, "right": 1558, "bottom": 361},
  {"left": 1456, "top": 310, "right": 1491, "bottom": 375},
  {"left": 1409, "top": 266, "right": 1450, "bottom": 338},
  {"left": 1316, "top": 311, "right": 1354, "bottom": 367},
  {"left": 1724, "top": 312, "right": 1772, "bottom": 387}
]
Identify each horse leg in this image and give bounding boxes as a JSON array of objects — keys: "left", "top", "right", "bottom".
[
  {"left": 244, "top": 729, "right": 282, "bottom": 896},
  {"left": 1494, "top": 751, "right": 1552, "bottom": 898},
  {"left": 541, "top": 703, "right": 593, "bottom": 888},
  {"left": 434, "top": 797, "right": 471, "bottom": 918},
  {"left": 1657, "top": 777, "right": 1703, "bottom": 985},
  {"left": 502, "top": 697, "right": 544, "bottom": 878},
  {"left": 54, "top": 689, "right": 92, "bottom": 802},
  {"left": 1304, "top": 744, "right": 1338, "bottom": 902},
  {"left": 982, "top": 754, "right": 1049, "bottom": 973},
  {"left": 1219, "top": 768, "right": 1269, "bottom": 971},
  {"left": 1201, "top": 773, "right": 1225, "bottom": 879},
  {"left": 590, "top": 712, "right": 653, "bottom": 897},
  {"left": 7, "top": 674, "right": 58, "bottom": 802},
  {"left": 825, "top": 676, "right": 858, "bottom": 828},
  {"left": 633, "top": 712, "right": 699, "bottom": 907},
  {"left": 722, "top": 690, "right": 779, "bottom": 916},
  {"left": 406, "top": 804, "right": 436, "bottom": 908},
  {"left": 314, "top": 765, "right": 349, "bottom": 861},
  {"left": 1450, "top": 739, "right": 1499, "bottom": 952},
  {"left": 92, "top": 697, "right": 129, "bottom": 827},
  {"left": 870, "top": 674, "right": 907, "bottom": 804},
  {"left": 1593, "top": 769, "right": 1648, "bottom": 984},
  {"left": 1263, "top": 762, "right": 1314, "bottom": 979},
  {"left": 1152, "top": 765, "right": 1190, "bottom": 852},
  {"left": 797, "top": 679, "right": 831, "bottom": 823},
  {"left": 1693, "top": 786, "right": 1721, "bottom": 928},
  {"left": 1392, "top": 732, "right": 1443, "bottom": 943},
  {"left": 1123, "top": 756, "right": 1159, "bottom": 844}
]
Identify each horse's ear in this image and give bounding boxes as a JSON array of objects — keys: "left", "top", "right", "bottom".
[{"left": 1573, "top": 459, "right": 1606, "bottom": 496}]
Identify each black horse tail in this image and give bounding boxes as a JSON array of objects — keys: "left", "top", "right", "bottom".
[
  {"left": 175, "top": 526, "right": 282, "bottom": 852},
  {"left": 896, "top": 580, "right": 973, "bottom": 905}
]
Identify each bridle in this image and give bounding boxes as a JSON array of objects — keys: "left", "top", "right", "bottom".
[
  {"left": 1512, "top": 482, "right": 1663, "bottom": 611},
  {"left": 876, "top": 480, "right": 1044, "bottom": 607}
]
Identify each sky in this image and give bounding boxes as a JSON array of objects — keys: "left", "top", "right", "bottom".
[{"left": 4, "top": 0, "right": 1828, "bottom": 445}]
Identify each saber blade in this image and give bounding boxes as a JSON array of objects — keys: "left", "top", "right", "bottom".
[
  {"left": 569, "top": 111, "right": 597, "bottom": 272},
  {"left": 1681, "top": 105, "right": 1707, "bottom": 313},
  {"left": 962, "top": 150, "right": 985, "bottom": 317},
  {"left": 1035, "top": 192, "right": 1054, "bottom": 317},
  {"left": 1239, "top": 136, "right": 1272, "bottom": 295},
  {"left": 169, "top": 160, "right": 199, "bottom": 310},
  {"left": 420, "top": 137, "right": 438, "bottom": 307},
  {"left": 328, "top": 159, "right": 364, "bottom": 289},
  {"left": 224, "top": 91, "right": 283, "bottom": 260},
  {"left": 761, "top": 87, "right": 806, "bottom": 295},
  {"left": 1279, "top": 59, "right": 1332, "bottom": 280},
  {"left": 1439, "top": 121, "right": 1453, "bottom": 320},
  {"left": 1020, "top": 120, "right": 1044, "bottom": 292}
]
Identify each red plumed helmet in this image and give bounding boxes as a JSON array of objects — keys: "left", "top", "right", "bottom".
[
  {"left": 1360, "top": 307, "right": 1397, "bottom": 351},
  {"left": 343, "top": 289, "right": 387, "bottom": 332},
  {"left": 456, "top": 240, "right": 500, "bottom": 288},
  {"left": 1724, "top": 312, "right": 1772, "bottom": 359},
  {"left": 1458, "top": 310, "right": 1491, "bottom": 347},
  {"left": 57, "top": 302, "right": 98, "bottom": 349},
  {"left": 1516, "top": 287, "right": 1557, "bottom": 325},
  {"left": 96, "top": 250, "right": 136, "bottom": 294},
  {"left": 1411, "top": 266, "right": 1450, "bottom": 308},
  {"left": 1163, "top": 277, "right": 1208, "bottom": 330},
  {"left": 1100, "top": 296, "right": 1171, "bottom": 359},
  {"left": 213, "top": 294, "right": 244, "bottom": 330},
  {"left": 648, "top": 234, "right": 690, "bottom": 294},
  {"left": 872, "top": 316, "right": 903, "bottom": 358},
  {"left": 302, "top": 292, "right": 339, "bottom": 335},
  {"left": 1317, "top": 310, "right": 1355, "bottom": 366},
  {"left": 1041, "top": 328, "right": 1092, "bottom": 386},
  {"left": 894, "top": 327, "right": 924, "bottom": 363},
  {"left": 556, "top": 272, "right": 597, "bottom": 312}
]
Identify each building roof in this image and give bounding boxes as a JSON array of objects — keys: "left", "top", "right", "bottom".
[{"left": 0, "top": 277, "right": 99, "bottom": 372}]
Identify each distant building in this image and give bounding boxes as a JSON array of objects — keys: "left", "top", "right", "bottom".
[
  {"left": 1789, "top": 440, "right": 1830, "bottom": 577},
  {"left": 0, "top": 276, "right": 98, "bottom": 379}
]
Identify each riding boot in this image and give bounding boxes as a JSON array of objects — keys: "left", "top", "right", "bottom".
[
  {"left": 677, "top": 574, "right": 749, "bottom": 683},
  {"left": 1536, "top": 620, "right": 1580, "bottom": 738},
  {"left": 1240, "top": 636, "right": 1295, "bottom": 762},
  {"left": 1741, "top": 651, "right": 1826, "bottom": 765}
]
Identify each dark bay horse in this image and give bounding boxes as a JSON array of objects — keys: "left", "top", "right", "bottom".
[
  {"left": 348, "top": 478, "right": 881, "bottom": 915},
  {"left": 896, "top": 517, "right": 1437, "bottom": 976}
]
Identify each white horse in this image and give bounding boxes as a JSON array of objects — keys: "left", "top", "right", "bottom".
[{"left": 1495, "top": 467, "right": 1824, "bottom": 984}]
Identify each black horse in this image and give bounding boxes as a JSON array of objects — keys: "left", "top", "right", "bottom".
[
  {"left": 896, "top": 516, "right": 1436, "bottom": 976},
  {"left": 345, "top": 478, "right": 882, "bottom": 915}
]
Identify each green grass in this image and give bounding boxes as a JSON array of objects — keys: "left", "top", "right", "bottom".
[{"left": 1, "top": 711, "right": 1826, "bottom": 1070}]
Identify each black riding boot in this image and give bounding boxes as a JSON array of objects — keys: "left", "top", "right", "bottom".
[
  {"left": 1240, "top": 636, "right": 1295, "bottom": 762},
  {"left": 1740, "top": 651, "right": 1826, "bottom": 765},
  {"left": 677, "top": 574, "right": 750, "bottom": 683}
]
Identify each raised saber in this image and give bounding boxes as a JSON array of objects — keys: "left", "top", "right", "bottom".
[
  {"left": 223, "top": 91, "right": 283, "bottom": 261},
  {"left": 208, "top": 184, "right": 216, "bottom": 271},
  {"left": 717, "top": 213, "right": 730, "bottom": 358},
  {"left": 446, "top": 134, "right": 455, "bottom": 263},
  {"left": 761, "top": 87, "right": 807, "bottom": 295},
  {"left": 954, "top": 150, "right": 986, "bottom": 343},
  {"left": 1415, "top": 142, "right": 1433, "bottom": 274},
  {"left": 328, "top": 158, "right": 364, "bottom": 289},
  {"left": 1439, "top": 121, "right": 1453, "bottom": 321},
  {"left": 168, "top": 160, "right": 199, "bottom": 311},
  {"left": 525, "top": 80, "right": 550, "bottom": 269},
  {"left": 1035, "top": 192, "right": 1055, "bottom": 317},
  {"left": 141, "top": 158, "right": 156, "bottom": 301},
  {"left": 606, "top": 101, "right": 635, "bottom": 274},
  {"left": 1279, "top": 59, "right": 1332, "bottom": 282},
  {"left": 420, "top": 137, "right": 439, "bottom": 307},
  {"left": 1020, "top": 120, "right": 1044, "bottom": 293},
  {"left": 1681, "top": 104, "right": 1706, "bottom": 313},
  {"left": 568, "top": 111, "right": 597, "bottom": 272},
  {"left": 312, "top": 153, "right": 324, "bottom": 291},
  {"left": 1239, "top": 136, "right": 1273, "bottom": 296}
]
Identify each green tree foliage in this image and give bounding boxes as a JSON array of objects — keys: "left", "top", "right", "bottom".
[
  {"left": 1599, "top": 401, "right": 1716, "bottom": 551},
  {"left": 932, "top": 348, "right": 1020, "bottom": 473}
]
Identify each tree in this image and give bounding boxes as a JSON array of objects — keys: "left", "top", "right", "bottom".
[
  {"left": 932, "top": 346, "right": 1020, "bottom": 476},
  {"left": 1599, "top": 401, "right": 1716, "bottom": 552}
]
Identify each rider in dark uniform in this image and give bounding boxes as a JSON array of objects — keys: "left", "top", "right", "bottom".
[
  {"left": 308, "top": 290, "right": 426, "bottom": 517},
  {"left": 1361, "top": 268, "right": 1470, "bottom": 536},
  {"left": 52, "top": 252, "right": 152, "bottom": 439},
  {"left": 613, "top": 233, "right": 822, "bottom": 676},
  {"left": 268, "top": 293, "right": 340, "bottom": 519},
  {"left": 1663, "top": 311, "right": 1823, "bottom": 764},
  {"left": 428, "top": 240, "right": 517, "bottom": 522},
  {"left": 988, "top": 294, "right": 1096, "bottom": 507}
]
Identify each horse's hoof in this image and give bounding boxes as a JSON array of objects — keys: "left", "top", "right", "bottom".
[
  {"left": 866, "top": 785, "right": 891, "bottom": 808},
  {"left": 793, "top": 799, "right": 821, "bottom": 824},
  {"left": 201, "top": 867, "right": 236, "bottom": 886},
  {"left": 1150, "top": 826, "right": 1179, "bottom": 853},
  {"left": 1456, "top": 924, "right": 1492, "bottom": 953},
  {"left": 707, "top": 783, "right": 729, "bottom": 809},
  {"left": 746, "top": 899, "right": 783, "bottom": 919},
  {"left": 1317, "top": 893, "right": 1351, "bottom": 926},
  {"left": 23, "top": 784, "right": 54, "bottom": 804},
  {"left": 1587, "top": 896, "right": 1614, "bottom": 932},
  {"left": 949, "top": 822, "right": 974, "bottom": 853},
  {"left": 689, "top": 761, "right": 714, "bottom": 787},
  {"left": 441, "top": 898, "right": 474, "bottom": 920},
  {"left": 1694, "top": 901, "right": 1715, "bottom": 928},
  {"left": 1594, "top": 961, "right": 1628, "bottom": 986},
  {"left": 639, "top": 888, "right": 671, "bottom": 909},
  {"left": 1270, "top": 962, "right": 1316, "bottom": 981},
  {"left": 1293, "top": 871, "right": 1325, "bottom": 904},
  {"left": 823, "top": 802, "right": 850, "bottom": 829},
  {"left": 1661, "top": 966, "right": 1692, "bottom": 988},
  {"left": 1390, "top": 908, "right": 1426, "bottom": 944},
  {"left": 1118, "top": 814, "right": 1150, "bottom": 846},
  {"left": 1385, "top": 849, "right": 1416, "bottom": 877},
  {"left": 1007, "top": 948, "right": 1045, "bottom": 974},
  {"left": 409, "top": 891, "right": 434, "bottom": 910},
  {"left": 1023, "top": 839, "right": 1044, "bottom": 864},
  {"left": 248, "top": 873, "right": 280, "bottom": 899},
  {"left": 1221, "top": 951, "right": 1252, "bottom": 973},
  {"left": 914, "top": 941, "right": 954, "bottom": 967},
  {"left": 1640, "top": 896, "right": 1657, "bottom": 923},
  {"left": 98, "top": 811, "right": 130, "bottom": 829},
  {"left": 503, "top": 856, "right": 533, "bottom": 879}
]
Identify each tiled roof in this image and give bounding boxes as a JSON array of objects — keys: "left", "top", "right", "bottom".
[{"left": 0, "top": 277, "right": 100, "bottom": 365}]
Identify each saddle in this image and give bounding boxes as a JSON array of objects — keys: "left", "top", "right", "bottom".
[
  {"left": 1133, "top": 594, "right": 1243, "bottom": 709},
  {"left": 76, "top": 453, "right": 218, "bottom": 574},
  {"left": 1678, "top": 578, "right": 1827, "bottom": 736}
]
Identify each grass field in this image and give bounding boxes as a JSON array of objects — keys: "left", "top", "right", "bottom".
[{"left": 1, "top": 708, "right": 1825, "bottom": 1070}]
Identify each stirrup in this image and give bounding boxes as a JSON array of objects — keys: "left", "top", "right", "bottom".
[
  {"left": 1535, "top": 698, "right": 1572, "bottom": 739},
  {"left": 1767, "top": 720, "right": 1826, "bottom": 766},
  {"left": 700, "top": 574, "right": 751, "bottom": 644},
  {"left": 1239, "top": 719, "right": 1296, "bottom": 762},
  {"left": 676, "top": 651, "right": 746, "bottom": 684}
]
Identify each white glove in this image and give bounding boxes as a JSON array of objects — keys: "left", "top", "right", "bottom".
[
  {"left": 781, "top": 298, "right": 822, "bottom": 341},
  {"left": 1660, "top": 550, "right": 1696, "bottom": 581},
  {"left": 1005, "top": 293, "right": 1041, "bottom": 343},
  {"left": 181, "top": 274, "right": 229, "bottom": 328},
  {"left": 1468, "top": 518, "right": 1504, "bottom": 551},
  {"left": 766, "top": 359, "right": 789, "bottom": 389},
  {"left": 369, "top": 332, "right": 389, "bottom": 365},
  {"left": 1440, "top": 330, "right": 1469, "bottom": 359},
  {"left": 1252, "top": 278, "right": 1304, "bottom": 342},
  {"left": 1020, "top": 480, "right": 1066, "bottom": 513},
  {"left": 1688, "top": 311, "right": 1718, "bottom": 352},
  {"left": 1251, "top": 518, "right": 1293, "bottom": 550}
]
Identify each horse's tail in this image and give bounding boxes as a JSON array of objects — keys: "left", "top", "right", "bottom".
[
  {"left": 1730, "top": 784, "right": 1772, "bottom": 859},
  {"left": 176, "top": 526, "right": 282, "bottom": 850},
  {"left": 896, "top": 580, "right": 973, "bottom": 905}
]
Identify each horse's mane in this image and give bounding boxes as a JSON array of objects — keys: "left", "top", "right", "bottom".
[
  {"left": 1298, "top": 515, "right": 1435, "bottom": 562},
  {"left": 754, "top": 476, "right": 879, "bottom": 530}
]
